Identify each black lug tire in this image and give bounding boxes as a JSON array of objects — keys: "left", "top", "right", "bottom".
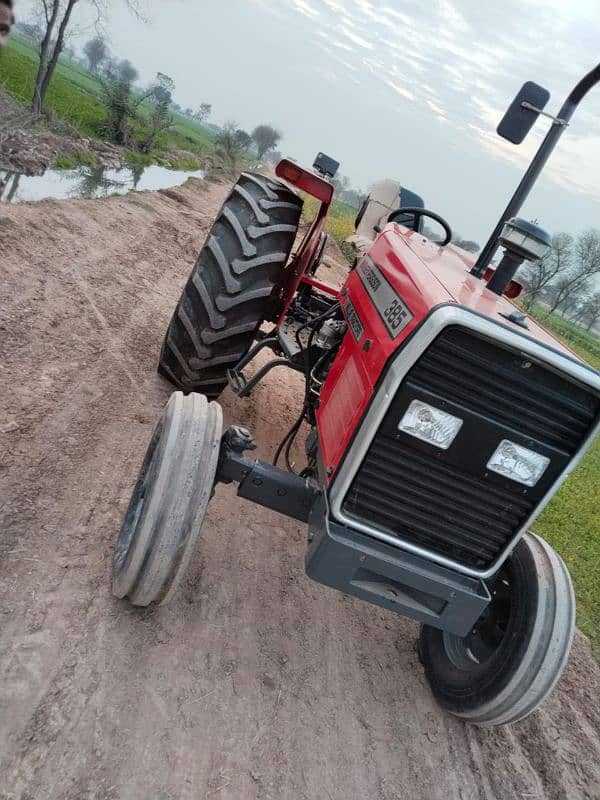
[
  {"left": 112, "top": 391, "right": 223, "bottom": 607},
  {"left": 158, "top": 172, "right": 303, "bottom": 398},
  {"left": 419, "top": 532, "right": 575, "bottom": 726}
]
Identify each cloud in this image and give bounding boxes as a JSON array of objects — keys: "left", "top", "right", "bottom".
[
  {"left": 384, "top": 78, "right": 415, "bottom": 102},
  {"left": 292, "top": 0, "right": 320, "bottom": 19},
  {"left": 275, "top": 0, "right": 600, "bottom": 198},
  {"left": 340, "top": 26, "right": 374, "bottom": 50}
]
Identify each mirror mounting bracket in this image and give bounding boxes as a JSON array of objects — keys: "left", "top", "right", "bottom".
[{"left": 521, "top": 101, "right": 569, "bottom": 127}]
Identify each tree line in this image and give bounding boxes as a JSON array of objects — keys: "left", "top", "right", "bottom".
[
  {"left": 14, "top": 4, "right": 285, "bottom": 167},
  {"left": 523, "top": 229, "right": 600, "bottom": 331}
]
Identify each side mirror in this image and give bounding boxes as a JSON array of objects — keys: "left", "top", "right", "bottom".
[{"left": 497, "top": 81, "right": 550, "bottom": 144}]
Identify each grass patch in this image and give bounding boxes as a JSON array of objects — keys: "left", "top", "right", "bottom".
[
  {"left": 0, "top": 39, "right": 106, "bottom": 137},
  {"left": 525, "top": 308, "right": 599, "bottom": 656},
  {"left": 54, "top": 151, "right": 97, "bottom": 169},
  {"left": 123, "top": 150, "right": 155, "bottom": 168},
  {"left": 533, "top": 438, "right": 600, "bottom": 655},
  {"left": 528, "top": 306, "right": 600, "bottom": 368},
  {"left": 167, "top": 156, "right": 203, "bottom": 171},
  {"left": 302, "top": 195, "right": 357, "bottom": 261}
]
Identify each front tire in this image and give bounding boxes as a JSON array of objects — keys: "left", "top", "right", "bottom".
[
  {"left": 158, "top": 172, "right": 303, "bottom": 398},
  {"left": 112, "top": 392, "right": 223, "bottom": 606},
  {"left": 419, "top": 532, "right": 575, "bottom": 726}
]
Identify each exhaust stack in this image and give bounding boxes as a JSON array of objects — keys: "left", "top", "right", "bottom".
[{"left": 487, "top": 218, "right": 551, "bottom": 296}]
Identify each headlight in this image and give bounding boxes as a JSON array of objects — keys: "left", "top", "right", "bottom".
[
  {"left": 398, "top": 400, "right": 463, "bottom": 450},
  {"left": 487, "top": 440, "right": 549, "bottom": 487}
]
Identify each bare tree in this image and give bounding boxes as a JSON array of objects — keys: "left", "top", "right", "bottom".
[
  {"left": 83, "top": 34, "right": 107, "bottom": 73},
  {"left": 522, "top": 232, "right": 573, "bottom": 311},
  {"left": 251, "top": 124, "right": 282, "bottom": 160},
  {"left": 62, "top": 42, "right": 76, "bottom": 60},
  {"left": 139, "top": 73, "right": 175, "bottom": 153},
  {"left": 552, "top": 281, "right": 585, "bottom": 319},
  {"left": 14, "top": 21, "right": 44, "bottom": 43},
  {"left": 31, "top": 0, "right": 143, "bottom": 114},
  {"left": 332, "top": 173, "right": 350, "bottom": 194},
  {"left": 115, "top": 58, "right": 138, "bottom": 83},
  {"left": 32, "top": 0, "right": 78, "bottom": 114},
  {"left": 339, "top": 187, "right": 365, "bottom": 210},
  {"left": 575, "top": 292, "right": 600, "bottom": 331},
  {"left": 194, "top": 103, "right": 211, "bottom": 125},
  {"left": 210, "top": 122, "right": 248, "bottom": 177},
  {"left": 547, "top": 230, "right": 600, "bottom": 315},
  {"left": 101, "top": 60, "right": 148, "bottom": 145},
  {"left": 233, "top": 128, "right": 252, "bottom": 150}
]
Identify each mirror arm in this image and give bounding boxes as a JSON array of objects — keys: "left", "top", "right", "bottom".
[{"left": 471, "top": 63, "right": 600, "bottom": 278}]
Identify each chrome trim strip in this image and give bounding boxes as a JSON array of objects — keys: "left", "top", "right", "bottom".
[{"left": 328, "top": 305, "right": 600, "bottom": 579}]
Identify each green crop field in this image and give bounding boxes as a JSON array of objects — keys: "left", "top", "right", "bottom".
[{"left": 0, "top": 35, "right": 214, "bottom": 160}]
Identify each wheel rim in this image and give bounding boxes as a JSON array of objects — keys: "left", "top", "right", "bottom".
[{"left": 443, "top": 567, "right": 513, "bottom": 670}]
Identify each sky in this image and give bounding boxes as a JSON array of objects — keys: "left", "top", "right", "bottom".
[{"left": 18, "top": 0, "right": 600, "bottom": 244}]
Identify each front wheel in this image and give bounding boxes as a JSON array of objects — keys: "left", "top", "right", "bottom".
[
  {"left": 112, "top": 392, "right": 223, "bottom": 606},
  {"left": 419, "top": 532, "right": 575, "bottom": 726}
]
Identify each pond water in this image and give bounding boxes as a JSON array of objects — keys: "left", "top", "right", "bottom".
[{"left": 0, "top": 164, "right": 205, "bottom": 203}]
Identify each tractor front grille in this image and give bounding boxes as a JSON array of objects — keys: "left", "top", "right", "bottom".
[
  {"left": 410, "top": 327, "right": 595, "bottom": 453},
  {"left": 342, "top": 325, "right": 599, "bottom": 570}
]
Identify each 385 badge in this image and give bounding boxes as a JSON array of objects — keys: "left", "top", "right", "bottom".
[{"left": 356, "top": 257, "right": 413, "bottom": 338}]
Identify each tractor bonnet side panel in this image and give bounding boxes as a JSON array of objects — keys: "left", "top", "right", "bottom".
[{"left": 316, "top": 232, "right": 453, "bottom": 478}]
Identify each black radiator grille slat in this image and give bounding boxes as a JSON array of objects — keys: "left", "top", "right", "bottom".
[
  {"left": 427, "top": 347, "right": 590, "bottom": 427},
  {"left": 350, "top": 494, "right": 498, "bottom": 562},
  {"left": 361, "top": 462, "right": 517, "bottom": 538},
  {"left": 357, "top": 471, "right": 509, "bottom": 545},
  {"left": 417, "top": 356, "right": 589, "bottom": 442},
  {"left": 369, "top": 442, "right": 531, "bottom": 518},
  {"left": 342, "top": 326, "right": 599, "bottom": 570},
  {"left": 410, "top": 335, "right": 596, "bottom": 452},
  {"left": 435, "top": 337, "right": 594, "bottom": 418},
  {"left": 345, "top": 441, "right": 534, "bottom": 568}
]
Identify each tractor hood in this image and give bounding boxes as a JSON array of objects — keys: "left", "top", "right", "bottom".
[{"left": 379, "top": 224, "right": 584, "bottom": 363}]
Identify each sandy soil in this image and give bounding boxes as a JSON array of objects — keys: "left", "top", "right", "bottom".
[{"left": 1, "top": 178, "right": 599, "bottom": 800}]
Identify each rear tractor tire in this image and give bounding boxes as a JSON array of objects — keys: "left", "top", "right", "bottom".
[
  {"left": 419, "top": 532, "right": 575, "bottom": 726},
  {"left": 158, "top": 172, "right": 303, "bottom": 398},
  {"left": 112, "top": 392, "right": 222, "bottom": 607}
]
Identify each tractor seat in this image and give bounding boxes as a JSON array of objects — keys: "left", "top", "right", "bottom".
[{"left": 347, "top": 180, "right": 425, "bottom": 258}]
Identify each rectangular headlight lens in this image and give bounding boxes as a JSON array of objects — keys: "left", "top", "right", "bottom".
[
  {"left": 398, "top": 400, "right": 463, "bottom": 450},
  {"left": 487, "top": 440, "right": 550, "bottom": 486}
]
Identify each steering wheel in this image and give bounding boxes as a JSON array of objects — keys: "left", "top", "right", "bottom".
[{"left": 387, "top": 207, "right": 452, "bottom": 246}]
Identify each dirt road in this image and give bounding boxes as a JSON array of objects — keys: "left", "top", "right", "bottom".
[{"left": 1, "top": 178, "right": 599, "bottom": 800}]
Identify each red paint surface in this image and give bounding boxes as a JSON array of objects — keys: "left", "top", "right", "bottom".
[
  {"left": 299, "top": 274, "right": 339, "bottom": 296},
  {"left": 315, "top": 223, "right": 583, "bottom": 480},
  {"left": 275, "top": 159, "right": 334, "bottom": 204}
]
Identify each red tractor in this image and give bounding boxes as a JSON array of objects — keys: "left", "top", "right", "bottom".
[{"left": 112, "top": 66, "right": 600, "bottom": 726}]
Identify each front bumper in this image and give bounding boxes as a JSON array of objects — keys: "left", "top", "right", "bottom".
[{"left": 305, "top": 494, "right": 490, "bottom": 637}]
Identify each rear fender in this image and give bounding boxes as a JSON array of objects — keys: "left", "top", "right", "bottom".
[{"left": 274, "top": 160, "right": 339, "bottom": 324}]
